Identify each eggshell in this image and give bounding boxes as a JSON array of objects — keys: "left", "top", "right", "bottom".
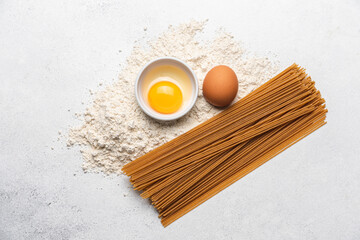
[{"left": 202, "top": 65, "right": 238, "bottom": 107}]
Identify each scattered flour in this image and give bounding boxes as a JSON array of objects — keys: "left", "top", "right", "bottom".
[{"left": 68, "top": 20, "right": 279, "bottom": 175}]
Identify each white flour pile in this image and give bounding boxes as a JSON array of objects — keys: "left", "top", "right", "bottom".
[{"left": 68, "top": 20, "right": 279, "bottom": 175}]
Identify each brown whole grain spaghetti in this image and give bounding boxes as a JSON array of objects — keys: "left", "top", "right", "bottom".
[{"left": 122, "top": 64, "right": 327, "bottom": 227}]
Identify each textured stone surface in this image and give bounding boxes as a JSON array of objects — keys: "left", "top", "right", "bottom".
[{"left": 1, "top": 0, "right": 359, "bottom": 239}]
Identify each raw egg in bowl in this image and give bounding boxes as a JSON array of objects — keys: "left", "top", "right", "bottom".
[{"left": 135, "top": 57, "right": 198, "bottom": 121}]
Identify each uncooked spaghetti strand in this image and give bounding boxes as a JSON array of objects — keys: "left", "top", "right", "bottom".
[
  {"left": 132, "top": 144, "right": 231, "bottom": 189},
  {"left": 158, "top": 122, "right": 294, "bottom": 217},
  {"left": 128, "top": 81, "right": 313, "bottom": 179},
  {"left": 141, "top": 150, "right": 231, "bottom": 198},
  {"left": 165, "top": 109, "right": 328, "bottom": 218},
  {"left": 167, "top": 113, "right": 327, "bottom": 219},
  {"left": 179, "top": 109, "right": 326, "bottom": 203},
  {"left": 129, "top": 93, "right": 318, "bottom": 188},
  {"left": 123, "top": 64, "right": 299, "bottom": 172},
  {"left": 151, "top": 154, "right": 228, "bottom": 208},
  {"left": 122, "top": 64, "right": 327, "bottom": 227},
  {"left": 146, "top": 102, "right": 317, "bottom": 182},
  {"left": 132, "top": 147, "right": 225, "bottom": 190},
  {"left": 160, "top": 109, "right": 326, "bottom": 220},
  {"left": 155, "top": 131, "right": 276, "bottom": 211},
  {"left": 131, "top": 92, "right": 322, "bottom": 197},
  {"left": 161, "top": 119, "right": 326, "bottom": 227},
  {"left": 159, "top": 108, "right": 326, "bottom": 216},
  {"left": 141, "top": 142, "right": 245, "bottom": 197},
  {"left": 125, "top": 72, "right": 302, "bottom": 172},
  {"left": 124, "top": 64, "right": 304, "bottom": 170},
  {"left": 153, "top": 145, "right": 245, "bottom": 208},
  {"left": 160, "top": 114, "right": 326, "bottom": 221}
]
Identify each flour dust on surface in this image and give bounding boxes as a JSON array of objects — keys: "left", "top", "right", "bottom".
[{"left": 68, "top": 20, "right": 279, "bottom": 175}]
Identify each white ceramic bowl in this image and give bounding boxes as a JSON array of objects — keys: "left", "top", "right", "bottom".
[{"left": 135, "top": 57, "right": 198, "bottom": 121}]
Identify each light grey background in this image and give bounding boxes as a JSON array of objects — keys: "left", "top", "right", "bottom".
[{"left": 1, "top": 0, "right": 359, "bottom": 239}]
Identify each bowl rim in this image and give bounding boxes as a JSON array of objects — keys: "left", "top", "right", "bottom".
[{"left": 135, "top": 56, "right": 198, "bottom": 121}]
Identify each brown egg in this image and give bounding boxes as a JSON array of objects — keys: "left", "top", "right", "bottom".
[{"left": 202, "top": 65, "right": 238, "bottom": 107}]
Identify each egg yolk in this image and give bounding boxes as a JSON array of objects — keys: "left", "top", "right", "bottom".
[{"left": 148, "top": 81, "right": 183, "bottom": 114}]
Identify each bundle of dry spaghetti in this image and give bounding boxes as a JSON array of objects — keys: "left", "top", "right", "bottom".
[{"left": 122, "top": 64, "right": 327, "bottom": 227}]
